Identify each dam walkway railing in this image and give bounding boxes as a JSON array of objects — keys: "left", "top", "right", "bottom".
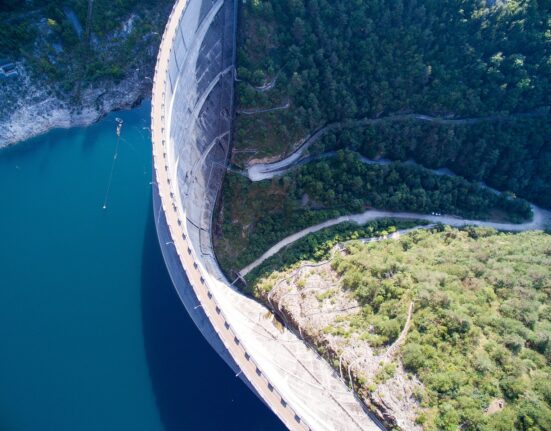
[{"left": 150, "top": 1, "right": 313, "bottom": 429}]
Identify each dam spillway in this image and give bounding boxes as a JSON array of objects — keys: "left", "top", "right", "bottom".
[{"left": 150, "top": 0, "right": 384, "bottom": 429}]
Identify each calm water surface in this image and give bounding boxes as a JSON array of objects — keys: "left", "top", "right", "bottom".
[{"left": 0, "top": 102, "right": 285, "bottom": 431}]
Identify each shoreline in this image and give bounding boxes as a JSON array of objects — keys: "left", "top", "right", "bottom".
[{"left": 0, "top": 70, "right": 151, "bottom": 149}]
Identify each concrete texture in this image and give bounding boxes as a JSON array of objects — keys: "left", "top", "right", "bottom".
[{"left": 151, "top": 0, "right": 385, "bottom": 429}]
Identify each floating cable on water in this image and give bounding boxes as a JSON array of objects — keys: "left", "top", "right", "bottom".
[{"left": 102, "top": 118, "right": 124, "bottom": 210}]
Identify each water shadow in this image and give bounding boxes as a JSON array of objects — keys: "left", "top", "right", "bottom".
[
  {"left": 140, "top": 204, "right": 286, "bottom": 431},
  {"left": 81, "top": 123, "right": 104, "bottom": 153}
]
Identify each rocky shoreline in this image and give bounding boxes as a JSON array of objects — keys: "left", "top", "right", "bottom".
[{"left": 0, "top": 65, "right": 150, "bottom": 148}]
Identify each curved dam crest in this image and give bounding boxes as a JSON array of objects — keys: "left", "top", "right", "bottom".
[{"left": 151, "top": 0, "right": 385, "bottom": 429}]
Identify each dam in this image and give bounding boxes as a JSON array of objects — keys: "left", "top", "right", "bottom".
[{"left": 150, "top": 0, "right": 383, "bottom": 429}]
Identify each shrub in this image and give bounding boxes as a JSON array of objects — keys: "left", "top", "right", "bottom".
[{"left": 402, "top": 343, "right": 425, "bottom": 372}]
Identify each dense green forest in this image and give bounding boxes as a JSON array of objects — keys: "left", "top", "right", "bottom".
[
  {"left": 214, "top": 151, "right": 532, "bottom": 273},
  {"left": 253, "top": 227, "right": 551, "bottom": 431},
  {"left": 293, "top": 151, "right": 532, "bottom": 219},
  {"left": 310, "top": 116, "right": 551, "bottom": 208},
  {"left": 230, "top": 2, "right": 551, "bottom": 427},
  {"left": 234, "top": 0, "right": 551, "bottom": 207},
  {"left": 0, "top": 0, "right": 171, "bottom": 86}
]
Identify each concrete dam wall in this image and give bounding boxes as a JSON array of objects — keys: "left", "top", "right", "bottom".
[{"left": 151, "top": 0, "right": 384, "bottom": 429}]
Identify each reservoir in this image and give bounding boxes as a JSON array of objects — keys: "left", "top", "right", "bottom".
[{"left": 0, "top": 102, "right": 284, "bottom": 431}]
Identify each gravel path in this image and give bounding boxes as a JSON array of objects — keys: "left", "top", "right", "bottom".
[
  {"left": 239, "top": 206, "right": 550, "bottom": 276},
  {"left": 247, "top": 108, "right": 549, "bottom": 181},
  {"left": 237, "top": 101, "right": 290, "bottom": 115}
]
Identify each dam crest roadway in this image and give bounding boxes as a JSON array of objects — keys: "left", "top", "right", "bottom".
[{"left": 150, "top": 0, "right": 386, "bottom": 429}]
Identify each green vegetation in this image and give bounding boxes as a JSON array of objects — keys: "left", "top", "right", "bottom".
[
  {"left": 0, "top": 0, "right": 170, "bottom": 86},
  {"left": 310, "top": 117, "right": 551, "bottom": 209},
  {"left": 214, "top": 152, "right": 532, "bottom": 273},
  {"left": 231, "top": 3, "right": 551, "bottom": 427},
  {"left": 245, "top": 218, "right": 425, "bottom": 289},
  {"left": 256, "top": 227, "right": 551, "bottom": 430},
  {"left": 234, "top": 0, "right": 551, "bottom": 208},
  {"left": 214, "top": 170, "right": 345, "bottom": 273},
  {"left": 294, "top": 151, "right": 532, "bottom": 220}
]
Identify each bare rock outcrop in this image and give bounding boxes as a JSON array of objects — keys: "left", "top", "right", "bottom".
[
  {"left": 0, "top": 65, "right": 148, "bottom": 147},
  {"left": 259, "top": 261, "right": 424, "bottom": 431}
]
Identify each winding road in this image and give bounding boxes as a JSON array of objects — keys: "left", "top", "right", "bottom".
[
  {"left": 246, "top": 108, "right": 549, "bottom": 181},
  {"left": 237, "top": 139, "right": 550, "bottom": 278},
  {"left": 235, "top": 107, "right": 551, "bottom": 277},
  {"left": 239, "top": 206, "right": 550, "bottom": 277},
  {"left": 237, "top": 101, "right": 290, "bottom": 115}
]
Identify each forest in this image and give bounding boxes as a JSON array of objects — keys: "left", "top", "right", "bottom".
[
  {"left": 0, "top": 0, "right": 171, "bottom": 85},
  {"left": 229, "top": 2, "right": 551, "bottom": 427},
  {"left": 253, "top": 227, "right": 551, "bottom": 431},
  {"left": 213, "top": 151, "right": 532, "bottom": 274},
  {"left": 310, "top": 116, "right": 551, "bottom": 208},
  {"left": 292, "top": 151, "right": 532, "bottom": 220},
  {"left": 234, "top": 0, "right": 551, "bottom": 207}
]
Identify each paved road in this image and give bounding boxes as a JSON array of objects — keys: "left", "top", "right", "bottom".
[
  {"left": 238, "top": 101, "right": 290, "bottom": 115},
  {"left": 239, "top": 206, "right": 550, "bottom": 276}
]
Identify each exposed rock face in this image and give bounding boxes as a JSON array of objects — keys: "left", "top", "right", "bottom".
[
  {"left": 0, "top": 65, "right": 148, "bottom": 147},
  {"left": 0, "top": 0, "right": 170, "bottom": 148},
  {"left": 258, "top": 261, "right": 424, "bottom": 431}
]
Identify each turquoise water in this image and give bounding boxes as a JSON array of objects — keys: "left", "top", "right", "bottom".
[{"left": 0, "top": 102, "right": 284, "bottom": 431}]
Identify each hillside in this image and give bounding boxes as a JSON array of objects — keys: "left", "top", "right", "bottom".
[
  {"left": 216, "top": 1, "right": 551, "bottom": 429},
  {"left": 214, "top": 151, "right": 533, "bottom": 275},
  {"left": 0, "top": 0, "right": 172, "bottom": 145},
  {"left": 251, "top": 227, "right": 551, "bottom": 431},
  {"left": 232, "top": 0, "right": 551, "bottom": 208}
]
